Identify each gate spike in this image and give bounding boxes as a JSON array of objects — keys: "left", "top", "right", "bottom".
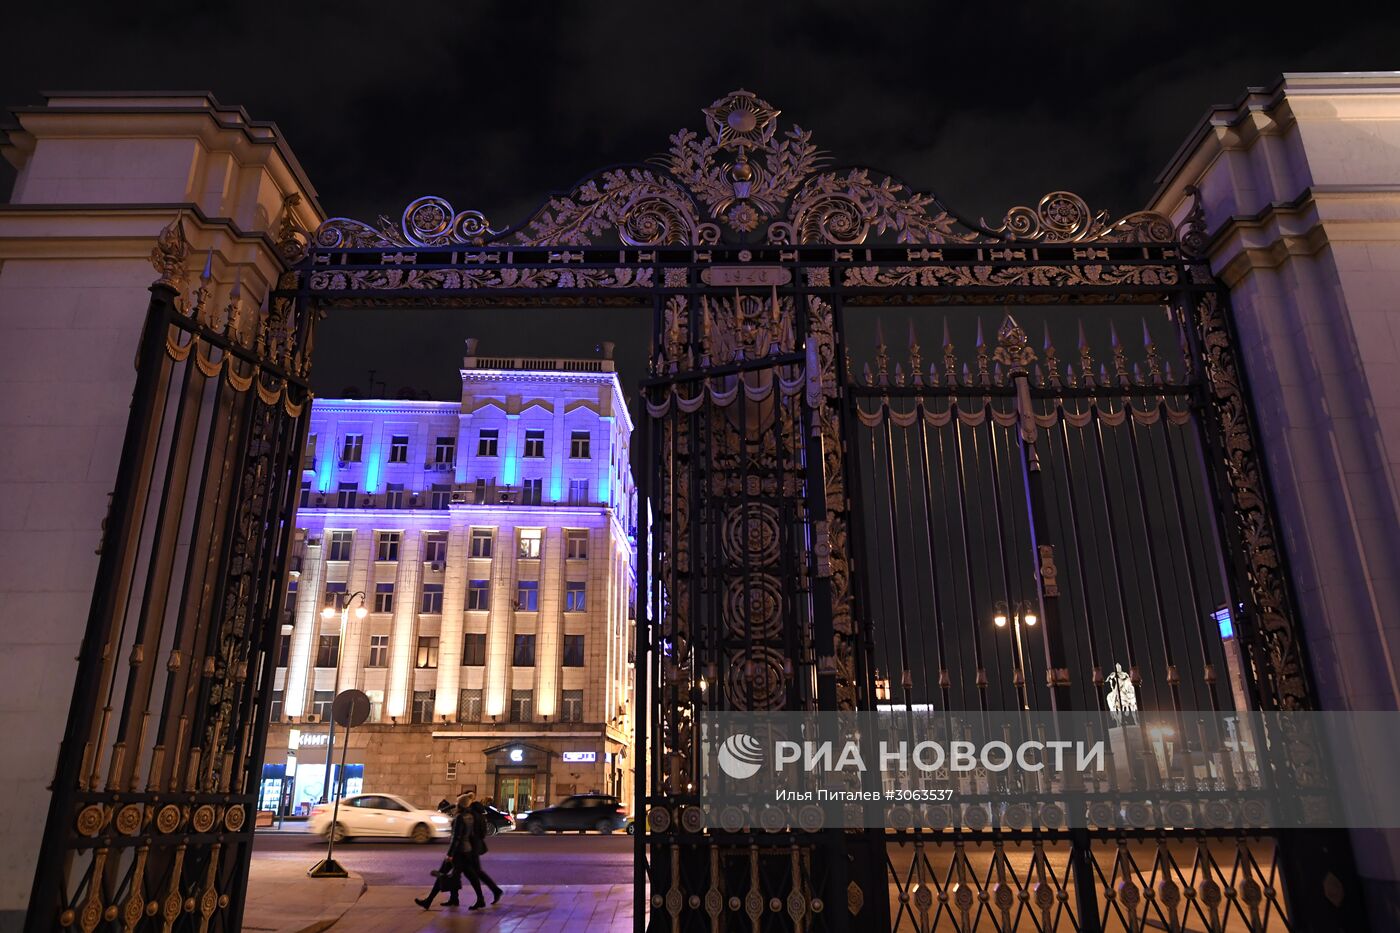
[
  {"left": 863, "top": 363, "right": 874, "bottom": 386},
  {"left": 874, "top": 318, "right": 890, "bottom": 384},
  {"left": 1141, "top": 318, "right": 1153, "bottom": 347},
  {"left": 942, "top": 318, "right": 957, "bottom": 385},
  {"left": 961, "top": 362, "right": 971, "bottom": 386},
  {"left": 928, "top": 362, "right": 940, "bottom": 387},
  {"left": 993, "top": 361, "right": 1004, "bottom": 386},
  {"left": 894, "top": 362, "right": 905, "bottom": 386},
  {"left": 907, "top": 319, "right": 923, "bottom": 385},
  {"left": 1033, "top": 363, "right": 1046, "bottom": 387},
  {"left": 1109, "top": 320, "right": 1122, "bottom": 349},
  {"left": 1065, "top": 362, "right": 1077, "bottom": 388},
  {"left": 1132, "top": 361, "right": 1144, "bottom": 385},
  {"left": 975, "top": 319, "right": 991, "bottom": 386}
]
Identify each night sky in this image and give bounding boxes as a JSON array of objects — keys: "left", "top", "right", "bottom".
[{"left": 2, "top": 3, "right": 1396, "bottom": 399}]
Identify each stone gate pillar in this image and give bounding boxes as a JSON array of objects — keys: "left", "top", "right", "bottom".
[
  {"left": 1149, "top": 72, "right": 1400, "bottom": 925},
  {"left": 0, "top": 93, "right": 321, "bottom": 929}
]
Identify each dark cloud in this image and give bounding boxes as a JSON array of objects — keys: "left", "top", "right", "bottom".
[{"left": 2, "top": 3, "right": 1394, "bottom": 397}]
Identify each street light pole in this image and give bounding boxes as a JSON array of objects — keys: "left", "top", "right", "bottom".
[
  {"left": 993, "top": 600, "right": 1038, "bottom": 710},
  {"left": 319, "top": 591, "right": 366, "bottom": 803}
]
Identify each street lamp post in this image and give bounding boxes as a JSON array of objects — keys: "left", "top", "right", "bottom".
[
  {"left": 993, "top": 600, "right": 1038, "bottom": 710},
  {"left": 319, "top": 591, "right": 367, "bottom": 803}
]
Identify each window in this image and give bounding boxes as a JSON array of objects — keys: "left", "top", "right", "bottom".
[
  {"left": 323, "top": 581, "right": 347, "bottom": 610},
  {"left": 420, "top": 583, "right": 444, "bottom": 613},
  {"left": 563, "top": 634, "right": 585, "bottom": 667},
  {"left": 565, "top": 581, "right": 587, "bottom": 612},
  {"left": 474, "top": 478, "right": 488, "bottom": 504},
  {"left": 462, "top": 633, "right": 486, "bottom": 666},
  {"left": 568, "top": 479, "right": 589, "bottom": 505},
  {"left": 467, "top": 579, "right": 490, "bottom": 611},
  {"left": 311, "top": 690, "right": 334, "bottom": 721},
  {"left": 477, "top": 429, "right": 499, "bottom": 457},
  {"left": 373, "top": 582, "right": 394, "bottom": 614},
  {"left": 341, "top": 434, "right": 363, "bottom": 462},
  {"left": 424, "top": 532, "right": 448, "bottom": 563},
  {"left": 411, "top": 690, "right": 435, "bottom": 724},
  {"left": 434, "top": 436, "right": 456, "bottom": 465},
  {"left": 388, "top": 435, "right": 409, "bottom": 463},
  {"left": 299, "top": 479, "right": 312, "bottom": 508},
  {"left": 276, "top": 632, "right": 292, "bottom": 667},
  {"left": 430, "top": 483, "right": 451, "bottom": 510},
  {"left": 560, "top": 689, "right": 584, "bottom": 723},
  {"left": 513, "top": 634, "right": 536, "bottom": 667},
  {"left": 516, "top": 580, "right": 539, "bottom": 611},
  {"left": 315, "top": 635, "right": 340, "bottom": 668},
  {"left": 570, "top": 430, "right": 590, "bottom": 459},
  {"left": 336, "top": 482, "right": 358, "bottom": 509},
  {"left": 269, "top": 689, "right": 284, "bottom": 722},
  {"left": 366, "top": 689, "right": 384, "bottom": 722},
  {"left": 385, "top": 482, "right": 406, "bottom": 509},
  {"left": 565, "top": 530, "right": 588, "bottom": 560},
  {"left": 522, "top": 477, "right": 543, "bottom": 505},
  {"left": 283, "top": 580, "right": 298, "bottom": 615},
  {"left": 518, "top": 529, "right": 542, "bottom": 559},
  {"left": 524, "top": 429, "right": 545, "bottom": 458},
  {"left": 458, "top": 688, "right": 482, "bottom": 723},
  {"left": 376, "top": 531, "right": 400, "bottom": 561},
  {"left": 470, "top": 528, "right": 493, "bottom": 558},
  {"left": 367, "top": 634, "right": 389, "bottom": 667},
  {"left": 416, "top": 636, "right": 440, "bottom": 669},
  {"left": 509, "top": 689, "right": 533, "bottom": 723},
  {"left": 324, "top": 529, "right": 352, "bottom": 560}
]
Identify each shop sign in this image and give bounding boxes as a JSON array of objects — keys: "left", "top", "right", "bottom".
[{"left": 561, "top": 751, "right": 596, "bottom": 763}]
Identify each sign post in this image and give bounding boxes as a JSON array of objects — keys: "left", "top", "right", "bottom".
[{"left": 308, "top": 689, "right": 371, "bottom": 879}]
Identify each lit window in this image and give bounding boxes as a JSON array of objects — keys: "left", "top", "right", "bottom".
[
  {"left": 565, "top": 530, "right": 588, "bottom": 560},
  {"left": 518, "top": 529, "right": 542, "bottom": 559},
  {"left": 524, "top": 429, "right": 545, "bottom": 458},
  {"left": 470, "top": 528, "right": 493, "bottom": 558},
  {"left": 478, "top": 429, "right": 499, "bottom": 457},
  {"left": 416, "top": 636, "right": 440, "bottom": 669},
  {"left": 516, "top": 580, "right": 538, "bottom": 611},
  {"left": 565, "top": 581, "right": 586, "bottom": 612},
  {"left": 570, "top": 430, "right": 590, "bottom": 459},
  {"left": 420, "top": 583, "right": 444, "bottom": 614},
  {"left": 388, "top": 435, "right": 409, "bottom": 463},
  {"left": 467, "top": 579, "right": 490, "bottom": 611}
]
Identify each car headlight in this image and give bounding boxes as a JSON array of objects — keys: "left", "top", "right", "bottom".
[{"left": 430, "top": 815, "right": 450, "bottom": 825}]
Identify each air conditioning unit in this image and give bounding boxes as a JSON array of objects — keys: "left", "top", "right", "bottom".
[
  {"left": 338, "top": 460, "right": 349, "bottom": 469},
  {"left": 304, "top": 713, "right": 321, "bottom": 724},
  {"left": 429, "top": 561, "right": 444, "bottom": 572}
]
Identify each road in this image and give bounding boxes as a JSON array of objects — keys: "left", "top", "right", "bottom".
[{"left": 251, "top": 828, "right": 635, "bottom": 886}]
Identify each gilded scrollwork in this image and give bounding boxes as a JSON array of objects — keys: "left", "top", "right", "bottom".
[
  {"left": 1195, "top": 292, "right": 1310, "bottom": 711},
  {"left": 307, "top": 266, "right": 653, "bottom": 292},
  {"left": 843, "top": 263, "right": 1179, "bottom": 289},
  {"left": 310, "top": 91, "right": 1180, "bottom": 252}
]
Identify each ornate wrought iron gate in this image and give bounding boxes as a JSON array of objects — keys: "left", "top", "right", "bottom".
[
  {"left": 26, "top": 220, "right": 313, "bottom": 933},
  {"left": 30, "top": 91, "right": 1363, "bottom": 932}
]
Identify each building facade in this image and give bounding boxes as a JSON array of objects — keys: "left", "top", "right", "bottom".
[{"left": 259, "top": 341, "right": 637, "bottom": 817}]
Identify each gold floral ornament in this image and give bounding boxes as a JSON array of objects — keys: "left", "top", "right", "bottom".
[{"left": 149, "top": 214, "right": 191, "bottom": 294}]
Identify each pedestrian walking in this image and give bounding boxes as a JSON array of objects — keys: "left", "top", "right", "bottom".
[
  {"left": 449, "top": 792, "right": 502, "bottom": 909},
  {"left": 413, "top": 856, "right": 461, "bottom": 910}
]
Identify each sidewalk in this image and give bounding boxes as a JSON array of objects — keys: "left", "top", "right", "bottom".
[
  {"left": 243, "top": 859, "right": 366, "bottom": 933},
  {"left": 329, "top": 884, "right": 634, "bottom": 932}
]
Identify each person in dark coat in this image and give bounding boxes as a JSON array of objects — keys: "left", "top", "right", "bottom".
[{"left": 449, "top": 792, "right": 503, "bottom": 909}]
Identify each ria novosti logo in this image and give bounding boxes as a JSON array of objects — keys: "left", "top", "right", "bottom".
[{"left": 716, "top": 733, "right": 764, "bottom": 779}]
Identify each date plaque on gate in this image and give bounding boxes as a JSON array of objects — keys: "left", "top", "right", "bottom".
[{"left": 701, "top": 266, "right": 792, "bottom": 287}]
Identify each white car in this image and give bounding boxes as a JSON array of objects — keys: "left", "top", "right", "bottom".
[{"left": 308, "top": 793, "right": 451, "bottom": 844}]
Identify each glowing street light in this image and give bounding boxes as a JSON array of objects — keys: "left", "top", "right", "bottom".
[{"left": 993, "top": 600, "right": 1038, "bottom": 710}]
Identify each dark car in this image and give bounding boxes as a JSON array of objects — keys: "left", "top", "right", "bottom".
[
  {"left": 519, "top": 794, "right": 627, "bottom": 834},
  {"left": 482, "top": 804, "right": 514, "bottom": 835}
]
